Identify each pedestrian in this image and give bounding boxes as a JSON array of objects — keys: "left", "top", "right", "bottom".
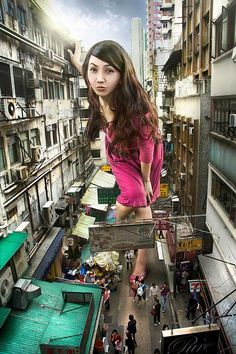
[
  {"left": 137, "top": 279, "right": 148, "bottom": 305},
  {"left": 127, "top": 314, "right": 137, "bottom": 345},
  {"left": 68, "top": 40, "right": 163, "bottom": 283},
  {"left": 125, "top": 250, "right": 133, "bottom": 271},
  {"left": 149, "top": 282, "right": 159, "bottom": 303},
  {"left": 154, "top": 349, "right": 161, "bottom": 354},
  {"left": 103, "top": 285, "right": 111, "bottom": 311},
  {"left": 162, "top": 324, "right": 170, "bottom": 330},
  {"left": 186, "top": 293, "right": 198, "bottom": 320},
  {"left": 125, "top": 330, "right": 135, "bottom": 354},
  {"left": 110, "top": 329, "right": 122, "bottom": 354},
  {"left": 130, "top": 275, "right": 139, "bottom": 302},
  {"left": 160, "top": 282, "right": 170, "bottom": 313},
  {"left": 152, "top": 298, "right": 161, "bottom": 326}
]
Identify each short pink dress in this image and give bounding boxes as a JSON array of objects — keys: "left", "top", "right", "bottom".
[{"left": 105, "top": 117, "right": 163, "bottom": 207}]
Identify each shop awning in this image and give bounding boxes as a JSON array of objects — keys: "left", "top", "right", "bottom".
[
  {"left": 162, "top": 49, "right": 181, "bottom": 73},
  {"left": 90, "top": 169, "right": 116, "bottom": 188},
  {"left": 71, "top": 213, "right": 96, "bottom": 240},
  {"left": 0, "top": 307, "right": 11, "bottom": 328},
  {"left": 25, "top": 227, "right": 65, "bottom": 279},
  {"left": 198, "top": 253, "right": 236, "bottom": 349},
  {"left": 0, "top": 232, "right": 28, "bottom": 271},
  {"left": 81, "top": 187, "right": 108, "bottom": 211},
  {"left": 81, "top": 169, "right": 116, "bottom": 210}
]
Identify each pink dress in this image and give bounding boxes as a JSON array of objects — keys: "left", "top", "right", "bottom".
[{"left": 105, "top": 117, "right": 163, "bottom": 207}]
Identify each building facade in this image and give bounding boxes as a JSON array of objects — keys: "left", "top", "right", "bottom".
[{"left": 0, "top": 0, "right": 95, "bottom": 269}]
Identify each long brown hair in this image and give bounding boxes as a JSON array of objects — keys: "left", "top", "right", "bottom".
[{"left": 82, "top": 40, "right": 160, "bottom": 151}]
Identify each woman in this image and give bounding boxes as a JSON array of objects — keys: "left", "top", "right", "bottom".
[
  {"left": 103, "top": 285, "right": 111, "bottom": 311},
  {"left": 68, "top": 40, "right": 163, "bottom": 281},
  {"left": 110, "top": 329, "right": 122, "bottom": 354},
  {"left": 131, "top": 275, "right": 139, "bottom": 302},
  {"left": 149, "top": 282, "right": 159, "bottom": 303}
]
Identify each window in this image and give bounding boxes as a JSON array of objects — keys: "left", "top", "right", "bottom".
[
  {"left": 48, "top": 80, "right": 54, "bottom": 99},
  {"left": 30, "top": 128, "right": 40, "bottom": 145},
  {"left": 163, "top": 22, "right": 167, "bottom": 28},
  {"left": 215, "top": 3, "right": 236, "bottom": 57},
  {"left": 0, "top": 137, "right": 6, "bottom": 171},
  {"left": 63, "top": 123, "right": 68, "bottom": 140},
  {"left": 213, "top": 98, "right": 236, "bottom": 140},
  {"left": 13, "top": 67, "right": 25, "bottom": 97},
  {"left": 91, "top": 149, "right": 101, "bottom": 159},
  {"left": 0, "top": 2, "right": 3, "bottom": 23},
  {"left": 43, "top": 80, "right": 48, "bottom": 99},
  {"left": 0, "top": 63, "right": 12, "bottom": 96},
  {"left": 7, "top": 0, "right": 15, "bottom": 17},
  {"left": 17, "top": 6, "right": 26, "bottom": 34},
  {"left": 54, "top": 81, "right": 60, "bottom": 99},
  {"left": 45, "top": 126, "right": 52, "bottom": 147},
  {"left": 211, "top": 172, "right": 236, "bottom": 227},
  {"left": 8, "top": 134, "right": 20, "bottom": 164},
  {"left": 69, "top": 119, "right": 73, "bottom": 136},
  {"left": 52, "top": 123, "right": 58, "bottom": 144},
  {"left": 20, "top": 131, "right": 30, "bottom": 161},
  {"left": 60, "top": 83, "right": 64, "bottom": 99}
]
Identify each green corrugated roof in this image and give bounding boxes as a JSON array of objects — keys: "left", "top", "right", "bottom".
[
  {"left": 0, "top": 307, "right": 11, "bottom": 328},
  {"left": 0, "top": 232, "right": 28, "bottom": 270},
  {"left": 0, "top": 279, "right": 102, "bottom": 354}
]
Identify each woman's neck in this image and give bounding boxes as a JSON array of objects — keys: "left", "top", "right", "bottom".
[{"left": 99, "top": 97, "right": 115, "bottom": 123}]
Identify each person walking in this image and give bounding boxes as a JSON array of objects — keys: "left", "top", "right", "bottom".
[
  {"left": 152, "top": 298, "right": 161, "bottom": 326},
  {"left": 160, "top": 282, "right": 170, "bottom": 313},
  {"left": 127, "top": 314, "right": 137, "bottom": 345},
  {"left": 125, "top": 330, "right": 135, "bottom": 354},
  {"left": 149, "top": 282, "right": 159, "bottom": 303},
  {"left": 125, "top": 250, "right": 133, "bottom": 271},
  {"left": 137, "top": 279, "right": 148, "bottom": 305},
  {"left": 110, "top": 329, "right": 122, "bottom": 354},
  {"left": 103, "top": 285, "right": 111, "bottom": 311},
  {"left": 130, "top": 275, "right": 139, "bottom": 302},
  {"left": 186, "top": 293, "right": 198, "bottom": 320},
  {"left": 68, "top": 40, "right": 163, "bottom": 283}
]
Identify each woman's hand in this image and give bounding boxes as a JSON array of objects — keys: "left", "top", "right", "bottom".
[
  {"left": 67, "top": 41, "right": 82, "bottom": 73},
  {"left": 143, "top": 180, "right": 153, "bottom": 205}
]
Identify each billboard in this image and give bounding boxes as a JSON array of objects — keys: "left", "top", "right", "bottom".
[
  {"left": 161, "top": 324, "right": 220, "bottom": 354},
  {"left": 89, "top": 220, "right": 155, "bottom": 252}
]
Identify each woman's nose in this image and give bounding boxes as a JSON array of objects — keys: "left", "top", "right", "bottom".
[{"left": 96, "top": 72, "right": 105, "bottom": 83}]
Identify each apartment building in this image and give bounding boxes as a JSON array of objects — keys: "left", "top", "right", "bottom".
[
  {"left": 198, "top": 1, "right": 236, "bottom": 353},
  {"left": 0, "top": 0, "right": 95, "bottom": 279}
]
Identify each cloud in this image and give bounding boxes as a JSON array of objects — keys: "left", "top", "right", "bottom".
[{"left": 49, "top": 0, "right": 131, "bottom": 52}]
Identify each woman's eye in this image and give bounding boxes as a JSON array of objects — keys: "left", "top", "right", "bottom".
[
  {"left": 106, "top": 68, "right": 115, "bottom": 73},
  {"left": 89, "top": 67, "right": 97, "bottom": 72}
]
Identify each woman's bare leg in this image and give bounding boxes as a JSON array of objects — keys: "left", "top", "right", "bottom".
[
  {"left": 116, "top": 201, "right": 152, "bottom": 279},
  {"left": 132, "top": 206, "right": 152, "bottom": 277}
]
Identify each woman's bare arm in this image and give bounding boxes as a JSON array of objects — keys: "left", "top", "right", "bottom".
[{"left": 67, "top": 41, "right": 83, "bottom": 75}]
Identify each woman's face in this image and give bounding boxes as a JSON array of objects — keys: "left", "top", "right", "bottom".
[{"left": 87, "top": 55, "right": 121, "bottom": 99}]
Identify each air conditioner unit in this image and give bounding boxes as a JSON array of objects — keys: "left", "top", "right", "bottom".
[
  {"left": 43, "top": 200, "right": 56, "bottom": 227},
  {"left": 13, "top": 166, "right": 28, "bottom": 181},
  {"left": 26, "top": 79, "right": 44, "bottom": 89},
  {"left": 14, "top": 221, "right": 34, "bottom": 252},
  {"left": 229, "top": 114, "right": 236, "bottom": 127},
  {"left": 45, "top": 49, "right": 54, "bottom": 60},
  {"left": 13, "top": 246, "right": 29, "bottom": 278},
  {"left": 31, "top": 145, "right": 41, "bottom": 162},
  {"left": 0, "top": 266, "right": 14, "bottom": 306},
  {"left": 0, "top": 98, "right": 16, "bottom": 120},
  {"left": 11, "top": 278, "right": 41, "bottom": 310}
]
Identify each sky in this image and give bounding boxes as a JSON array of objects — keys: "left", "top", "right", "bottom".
[{"left": 48, "top": 0, "right": 146, "bottom": 53}]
